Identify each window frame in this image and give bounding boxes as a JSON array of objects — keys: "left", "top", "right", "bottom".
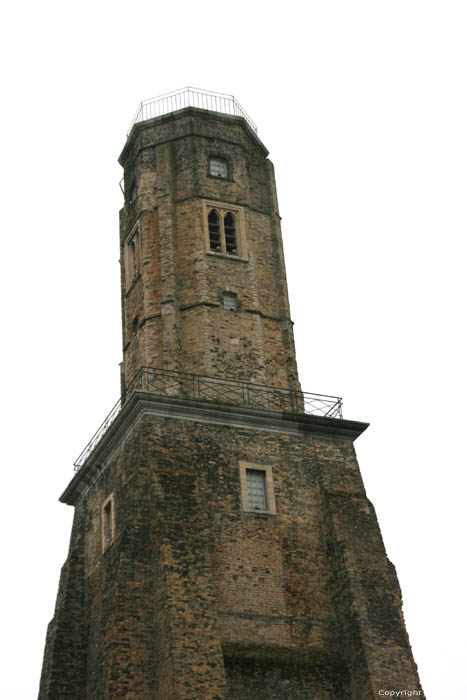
[
  {"left": 209, "top": 156, "right": 229, "bottom": 179},
  {"left": 223, "top": 291, "right": 238, "bottom": 311},
  {"left": 101, "top": 494, "right": 115, "bottom": 552},
  {"left": 124, "top": 225, "right": 142, "bottom": 291},
  {"left": 203, "top": 200, "right": 248, "bottom": 260},
  {"left": 239, "top": 461, "right": 276, "bottom": 515}
]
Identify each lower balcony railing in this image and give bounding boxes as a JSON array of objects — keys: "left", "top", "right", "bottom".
[{"left": 73, "top": 366, "right": 343, "bottom": 471}]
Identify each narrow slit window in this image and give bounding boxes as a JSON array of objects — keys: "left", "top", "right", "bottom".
[
  {"left": 208, "top": 210, "right": 221, "bottom": 251},
  {"left": 125, "top": 227, "right": 141, "bottom": 289},
  {"left": 224, "top": 213, "right": 237, "bottom": 255},
  {"left": 133, "top": 232, "right": 141, "bottom": 276},
  {"left": 129, "top": 239, "right": 136, "bottom": 277},
  {"left": 102, "top": 498, "right": 114, "bottom": 549},
  {"left": 129, "top": 183, "right": 137, "bottom": 205},
  {"left": 246, "top": 469, "right": 267, "bottom": 510}
]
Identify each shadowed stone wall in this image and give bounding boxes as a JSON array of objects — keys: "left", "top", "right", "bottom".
[{"left": 39, "top": 406, "right": 424, "bottom": 700}]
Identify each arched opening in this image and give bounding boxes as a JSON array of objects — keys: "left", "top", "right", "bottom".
[
  {"left": 208, "top": 210, "right": 221, "bottom": 251},
  {"left": 224, "top": 212, "right": 237, "bottom": 255}
]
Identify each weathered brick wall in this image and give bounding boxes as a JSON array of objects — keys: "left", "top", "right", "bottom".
[
  {"left": 40, "top": 411, "right": 424, "bottom": 699},
  {"left": 118, "top": 110, "right": 300, "bottom": 391},
  {"left": 38, "top": 514, "right": 87, "bottom": 699},
  {"left": 40, "top": 106, "right": 423, "bottom": 700},
  {"left": 223, "top": 647, "right": 341, "bottom": 700}
]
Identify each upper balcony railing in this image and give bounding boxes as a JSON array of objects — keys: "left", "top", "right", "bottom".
[
  {"left": 73, "top": 366, "right": 343, "bottom": 471},
  {"left": 127, "top": 87, "right": 258, "bottom": 138}
]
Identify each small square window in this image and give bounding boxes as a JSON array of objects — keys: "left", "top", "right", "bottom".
[
  {"left": 223, "top": 292, "right": 237, "bottom": 311},
  {"left": 239, "top": 462, "right": 276, "bottom": 514},
  {"left": 209, "top": 157, "right": 228, "bottom": 178}
]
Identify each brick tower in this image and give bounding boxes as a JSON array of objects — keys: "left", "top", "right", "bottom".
[{"left": 39, "top": 88, "right": 424, "bottom": 700}]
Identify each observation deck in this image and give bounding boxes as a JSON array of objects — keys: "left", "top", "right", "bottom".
[
  {"left": 74, "top": 367, "right": 344, "bottom": 472},
  {"left": 126, "top": 87, "right": 258, "bottom": 138}
]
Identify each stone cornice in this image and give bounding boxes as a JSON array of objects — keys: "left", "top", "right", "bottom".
[
  {"left": 119, "top": 107, "right": 269, "bottom": 166},
  {"left": 60, "top": 392, "right": 368, "bottom": 506}
]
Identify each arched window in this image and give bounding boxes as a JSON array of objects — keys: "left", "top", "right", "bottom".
[
  {"left": 208, "top": 210, "right": 221, "bottom": 251},
  {"left": 203, "top": 200, "right": 246, "bottom": 259},
  {"left": 224, "top": 213, "right": 237, "bottom": 255}
]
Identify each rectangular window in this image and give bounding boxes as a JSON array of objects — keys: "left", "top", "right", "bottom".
[
  {"left": 223, "top": 291, "right": 238, "bottom": 311},
  {"left": 246, "top": 469, "right": 267, "bottom": 510},
  {"left": 209, "top": 156, "right": 228, "bottom": 179},
  {"left": 129, "top": 182, "right": 138, "bottom": 205},
  {"left": 104, "top": 502, "right": 112, "bottom": 542},
  {"left": 124, "top": 227, "right": 141, "bottom": 290},
  {"left": 102, "top": 495, "right": 115, "bottom": 552},
  {"left": 239, "top": 461, "right": 276, "bottom": 514}
]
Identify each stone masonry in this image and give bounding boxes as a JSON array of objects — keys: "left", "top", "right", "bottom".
[
  {"left": 39, "top": 99, "right": 424, "bottom": 699},
  {"left": 117, "top": 108, "right": 300, "bottom": 394}
]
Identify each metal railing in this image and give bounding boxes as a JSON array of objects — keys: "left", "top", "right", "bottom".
[
  {"left": 127, "top": 87, "right": 258, "bottom": 138},
  {"left": 74, "top": 367, "right": 342, "bottom": 471}
]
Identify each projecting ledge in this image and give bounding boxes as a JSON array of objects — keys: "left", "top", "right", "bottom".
[{"left": 60, "top": 391, "right": 368, "bottom": 506}]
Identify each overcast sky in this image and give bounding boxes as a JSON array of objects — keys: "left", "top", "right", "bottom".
[{"left": 1, "top": 1, "right": 466, "bottom": 698}]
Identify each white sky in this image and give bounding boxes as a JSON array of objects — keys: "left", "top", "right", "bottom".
[{"left": 1, "top": 1, "right": 466, "bottom": 698}]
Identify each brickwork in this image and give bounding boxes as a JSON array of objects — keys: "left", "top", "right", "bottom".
[
  {"left": 223, "top": 647, "right": 344, "bottom": 700},
  {"left": 40, "top": 407, "right": 424, "bottom": 699},
  {"left": 118, "top": 109, "right": 300, "bottom": 392},
  {"left": 39, "top": 104, "right": 424, "bottom": 699},
  {"left": 38, "top": 523, "right": 87, "bottom": 698}
]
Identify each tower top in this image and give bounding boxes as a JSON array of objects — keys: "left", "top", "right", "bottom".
[{"left": 126, "top": 87, "right": 258, "bottom": 139}]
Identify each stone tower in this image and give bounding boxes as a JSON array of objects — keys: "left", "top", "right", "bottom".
[{"left": 39, "top": 88, "right": 424, "bottom": 700}]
